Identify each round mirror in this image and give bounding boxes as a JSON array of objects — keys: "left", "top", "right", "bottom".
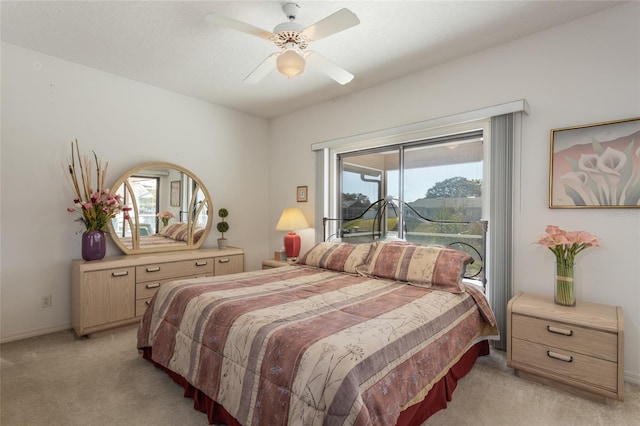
[{"left": 108, "top": 162, "right": 212, "bottom": 254}]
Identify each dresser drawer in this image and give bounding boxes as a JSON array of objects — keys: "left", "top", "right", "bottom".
[
  {"left": 135, "top": 273, "right": 213, "bottom": 301},
  {"left": 512, "top": 338, "right": 617, "bottom": 392},
  {"left": 136, "top": 258, "right": 214, "bottom": 282},
  {"left": 136, "top": 281, "right": 162, "bottom": 300},
  {"left": 214, "top": 254, "right": 244, "bottom": 276},
  {"left": 136, "top": 298, "right": 153, "bottom": 317},
  {"left": 512, "top": 314, "right": 617, "bottom": 362}
]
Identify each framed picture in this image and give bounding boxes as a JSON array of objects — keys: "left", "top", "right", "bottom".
[
  {"left": 170, "top": 180, "right": 181, "bottom": 207},
  {"left": 297, "top": 185, "right": 308, "bottom": 202},
  {"left": 549, "top": 117, "right": 640, "bottom": 208}
]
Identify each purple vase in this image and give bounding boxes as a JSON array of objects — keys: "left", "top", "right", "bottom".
[{"left": 82, "top": 230, "right": 106, "bottom": 261}]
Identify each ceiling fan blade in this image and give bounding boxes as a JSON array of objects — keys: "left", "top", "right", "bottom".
[
  {"left": 205, "top": 13, "right": 275, "bottom": 40},
  {"left": 301, "top": 9, "right": 360, "bottom": 41},
  {"left": 305, "top": 51, "right": 354, "bottom": 85},
  {"left": 243, "top": 52, "right": 279, "bottom": 84}
]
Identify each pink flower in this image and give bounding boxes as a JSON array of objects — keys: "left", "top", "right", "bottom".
[
  {"left": 544, "top": 225, "right": 562, "bottom": 236},
  {"left": 65, "top": 140, "right": 125, "bottom": 232},
  {"left": 576, "top": 231, "right": 601, "bottom": 247},
  {"left": 534, "top": 225, "right": 601, "bottom": 265},
  {"left": 156, "top": 211, "right": 174, "bottom": 219}
]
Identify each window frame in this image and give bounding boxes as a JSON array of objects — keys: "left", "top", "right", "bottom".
[{"left": 326, "top": 120, "right": 491, "bottom": 238}]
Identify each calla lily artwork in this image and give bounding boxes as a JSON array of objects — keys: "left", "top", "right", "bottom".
[{"left": 550, "top": 117, "right": 640, "bottom": 208}]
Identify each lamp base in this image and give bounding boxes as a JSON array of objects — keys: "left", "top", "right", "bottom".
[{"left": 283, "top": 231, "right": 301, "bottom": 259}]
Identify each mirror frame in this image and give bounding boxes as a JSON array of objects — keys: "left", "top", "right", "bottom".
[{"left": 108, "top": 162, "right": 213, "bottom": 255}]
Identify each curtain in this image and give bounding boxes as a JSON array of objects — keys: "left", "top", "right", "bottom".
[
  {"left": 488, "top": 113, "right": 517, "bottom": 350},
  {"left": 315, "top": 149, "right": 329, "bottom": 243}
]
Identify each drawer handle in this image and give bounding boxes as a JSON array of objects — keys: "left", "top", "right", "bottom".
[
  {"left": 145, "top": 300, "right": 151, "bottom": 306},
  {"left": 145, "top": 283, "right": 160, "bottom": 289},
  {"left": 111, "top": 271, "right": 129, "bottom": 277},
  {"left": 547, "top": 325, "right": 573, "bottom": 336},
  {"left": 146, "top": 266, "right": 161, "bottom": 273},
  {"left": 218, "top": 258, "right": 230, "bottom": 264},
  {"left": 195, "top": 261, "right": 208, "bottom": 267},
  {"left": 547, "top": 350, "right": 573, "bottom": 363}
]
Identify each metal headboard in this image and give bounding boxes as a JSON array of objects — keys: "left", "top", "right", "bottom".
[{"left": 323, "top": 196, "right": 488, "bottom": 290}]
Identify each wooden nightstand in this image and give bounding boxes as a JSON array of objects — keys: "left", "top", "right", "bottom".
[
  {"left": 262, "top": 259, "right": 292, "bottom": 269},
  {"left": 507, "top": 292, "right": 624, "bottom": 404}
]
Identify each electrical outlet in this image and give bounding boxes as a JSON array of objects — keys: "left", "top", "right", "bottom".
[{"left": 41, "top": 295, "right": 52, "bottom": 308}]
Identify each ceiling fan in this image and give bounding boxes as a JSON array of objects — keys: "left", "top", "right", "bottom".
[{"left": 205, "top": 3, "right": 360, "bottom": 85}]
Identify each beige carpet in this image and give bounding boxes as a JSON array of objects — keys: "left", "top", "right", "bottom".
[{"left": 1, "top": 324, "right": 638, "bottom": 426}]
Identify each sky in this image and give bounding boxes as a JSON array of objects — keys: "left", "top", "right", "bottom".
[{"left": 344, "top": 161, "right": 482, "bottom": 203}]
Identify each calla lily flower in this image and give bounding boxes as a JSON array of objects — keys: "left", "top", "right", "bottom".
[
  {"left": 578, "top": 154, "right": 599, "bottom": 173},
  {"left": 534, "top": 225, "right": 601, "bottom": 266},
  {"left": 597, "top": 147, "right": 626, "bottom": 176},
  {"left": 596, "top": 147, "right": 628, "bottom": 204},
  {"left": 560, "top": 172, "right": 594, "bottom": 205}
]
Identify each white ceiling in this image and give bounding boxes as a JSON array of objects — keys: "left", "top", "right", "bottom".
[{"left": 1, "top": 1, "right": 625, "bottom": 119}]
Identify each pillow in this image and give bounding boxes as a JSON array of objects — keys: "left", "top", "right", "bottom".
[
  {"left": 158, "top": 222, "right": 188, "bottom": 241},
  {"left": 192, "top": 227, "right": 205, "bottom": 243},
  {"left": 297, "top": 242, "right": 373, "bottom": 274},
  {"left": 159, "top": 223, "right": 206, "bottom": 243},
  {"left": 355, "top": 241, "right": 473, "bottom": 293}
]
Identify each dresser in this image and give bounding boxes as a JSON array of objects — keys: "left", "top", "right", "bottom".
[
  {"left": 507, "top": 291, "right": 624, "bottom": 404},
  {"left": 71, "top": 247, "right": 244, "bottom": 336}
]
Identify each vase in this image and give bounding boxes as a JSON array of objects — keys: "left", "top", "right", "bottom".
[
  {"left": 82, "top": 230, "right": 106, "bottom": 261},
  {"left": 555, "top": 262, "right": 575, "bottom": 306}
]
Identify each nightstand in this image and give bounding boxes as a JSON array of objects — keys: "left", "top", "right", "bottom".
[
  {"left": 262, "top": 259, "right": 292, "bottom": 269},
  {"left": 507, "top": 292, "right": 624, "bottom": 404}
]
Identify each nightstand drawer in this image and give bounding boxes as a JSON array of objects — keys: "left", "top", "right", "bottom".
[
  {"left": 512, "top": 314, "right": 617, "bottom": 362},
  {"left": 512, "top": 338, "right": 617, "bottom": 392}
]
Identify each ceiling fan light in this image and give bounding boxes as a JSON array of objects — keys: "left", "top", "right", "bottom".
[{"left": 277, "top": 50, "right": 305, "bottom": 78}]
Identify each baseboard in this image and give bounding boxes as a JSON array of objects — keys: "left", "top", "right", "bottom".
[
  {"left": 1, "top": 323, "right": 71, "bottom": 344},
  {"left": 625, "top": 371, "right": 640, "bottom": 385}
]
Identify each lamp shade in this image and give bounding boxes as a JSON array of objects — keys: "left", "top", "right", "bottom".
[
  {"left": 276, "top": 208, "right": 310, "bottom": 259},
  {"left": 276, "top": 208, "right": 309, "bottom": 232},
  {"left": 276, "top": 50, "right": 305, "bottom": 78}
]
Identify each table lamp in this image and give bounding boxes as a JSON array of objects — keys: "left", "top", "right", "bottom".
[{"left": 275, "top": 208, "right": 310, "bottom": 259}]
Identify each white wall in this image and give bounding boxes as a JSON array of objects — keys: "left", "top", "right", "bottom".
[
  {"left": 1, "top": 42, "right": 271, "bottom": 341},
  {"left": 269, "top": 3, "right": 640, "bottom": 383},
  {"left": 2, "top": 2, "right": 638, "bottom": 384}
]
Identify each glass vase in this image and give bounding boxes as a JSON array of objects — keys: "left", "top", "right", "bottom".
[
  {"left": 555, "top": 262, "right": 575, "bottom": 306},
  {"left": 82, "top": 230, "right": 106, "bottom": 261}
]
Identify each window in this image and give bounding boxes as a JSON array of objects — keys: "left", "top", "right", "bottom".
[
  {"left": 316, "top": 105, "right": 526, "bottom": 351},
  {"left": 114, "top": 176, "right": 159, "bottom": 237},
  {"left": 338, "top": 130, "right": 483, "bottom": 235}
]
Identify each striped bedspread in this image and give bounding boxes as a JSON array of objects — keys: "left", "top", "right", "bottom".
[{"left": 137, "top": 265, "right": 498, "bottom": 426}]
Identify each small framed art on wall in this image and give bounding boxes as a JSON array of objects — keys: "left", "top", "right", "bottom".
[{"left": 297, "top": 186, "right": 308, "bottom": 202}]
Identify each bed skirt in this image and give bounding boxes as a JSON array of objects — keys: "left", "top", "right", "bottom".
[{"left": 141, "top": 340, "right": 489, "bottom": 426}]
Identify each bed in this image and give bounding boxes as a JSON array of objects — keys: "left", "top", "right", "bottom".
[
  {"left": 137, "top": 237, "right": 499, "bottom": 425},
  {"left": 120, "top": 222, "right": 206, "bottom": 250}
]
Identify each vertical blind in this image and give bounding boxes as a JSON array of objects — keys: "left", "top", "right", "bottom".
[{"left": 489, "top": 113, "right": 516, "bottom": 350}]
